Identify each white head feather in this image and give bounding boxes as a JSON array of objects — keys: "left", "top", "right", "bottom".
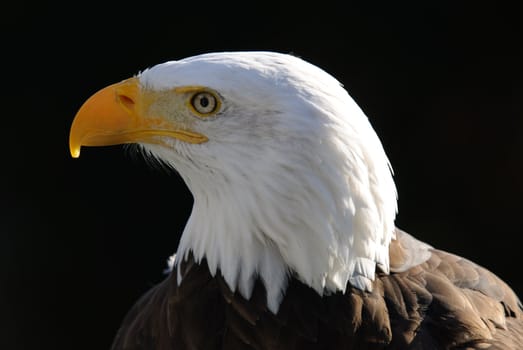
[{"left": 138, "top": 51, "right": 397, "bottom": 313}]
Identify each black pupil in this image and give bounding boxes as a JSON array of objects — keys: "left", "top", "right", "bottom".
[{"left": 199, "top": 96, "right": 209, "bottom": 108}]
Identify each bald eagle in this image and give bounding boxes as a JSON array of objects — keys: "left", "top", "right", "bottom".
[{"left": 70, "top": 52, "right": 523, "bottom": 349}]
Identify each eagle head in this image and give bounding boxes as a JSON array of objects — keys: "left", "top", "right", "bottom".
[{"left": 70, "top": 51, "right": 397, "bottom": 313}]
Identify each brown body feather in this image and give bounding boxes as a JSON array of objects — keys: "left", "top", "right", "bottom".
[{"left": 111, "top": 229, "right": 523, "bottom": 349}]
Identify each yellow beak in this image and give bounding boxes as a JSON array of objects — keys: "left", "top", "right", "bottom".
[{"left": 69, "top": 77, "right": 208, "bottom": 158}]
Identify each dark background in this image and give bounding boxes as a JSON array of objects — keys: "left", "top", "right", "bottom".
[{"left": 2, "top": 2, "right": 521, "bottom": 349}]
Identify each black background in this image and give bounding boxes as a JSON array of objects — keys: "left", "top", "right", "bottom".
[{"left": 2, "top": 2, "right": 521, "bottom": 349}]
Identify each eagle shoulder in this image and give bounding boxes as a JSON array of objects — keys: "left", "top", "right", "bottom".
[{"left": 382, "top": 228, "right": 523, "bottom": 349}]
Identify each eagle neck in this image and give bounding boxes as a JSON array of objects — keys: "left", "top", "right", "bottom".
[{"left": 172, "top": 138, "right": 396, "bottom": 313}]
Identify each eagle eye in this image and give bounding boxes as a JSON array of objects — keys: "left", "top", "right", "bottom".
[{"left": 190, "top": 91, "right": 219, "bottom": 116}]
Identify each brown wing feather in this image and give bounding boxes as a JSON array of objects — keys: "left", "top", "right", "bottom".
[
  {"left": 111, "top": 229, "right": 523, "bottom": 349},
  {"left": 111, "top": 258, "right": 226, "bottom": 350},
  {"left": 383, "top": 228, "right": 523, "bottom": 349}
]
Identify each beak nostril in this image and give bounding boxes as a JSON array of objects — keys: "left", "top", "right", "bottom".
[{"left": 117, "top": 94, "right": 135, "bottom": 112}]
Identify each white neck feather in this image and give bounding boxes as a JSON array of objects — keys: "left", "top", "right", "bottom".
[{"left": 148, "top": 101, "right": 396, "bottom": 313}]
